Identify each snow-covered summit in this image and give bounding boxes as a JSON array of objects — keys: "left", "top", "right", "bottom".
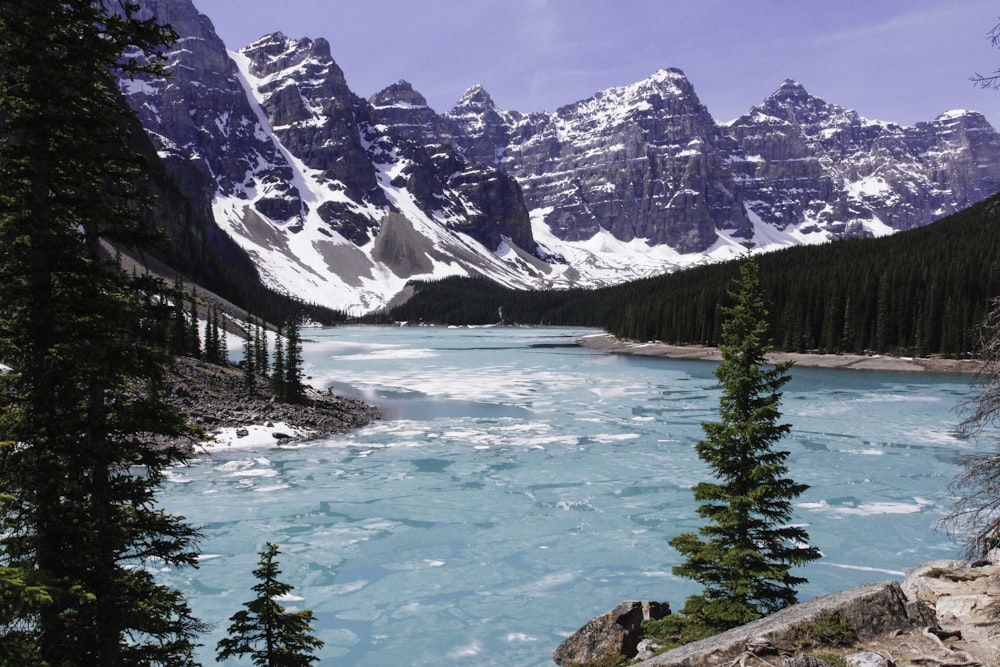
[{"left": 121, "top": 0, "right": 1000, "bottom": 314}]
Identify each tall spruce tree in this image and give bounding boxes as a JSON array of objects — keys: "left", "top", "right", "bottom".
[
  {"left": 216, "top": 543, "right": 324, "bottom": 667},
  {"left": 204, "top": 309, "right": 217, "bottom": 363},
  {"left": 668, "top": 252, "right": 820, "bottom": 635},
  {"left": 170, "top": 275, "right": 188, "bottom": 355},
  {"left": 218, "top": 308, "right": 229, "bottom": 362},
  {"left": 0, "top": 1, "right": 204, "bottom": 664},
  {"left": 244, "top": 314, "right": 258, "bottom": 388},
  {"left": 188, "top": 293, "right": 201, "bottom": 358},
  {"left": 256, "top": 320, "right": 269, "bottom": 377},
  {"left": 283, "top": 319, "right": 305, "bottom": 403},
  {"left": 270, "top": 324, "right": 286, "bottom": 400}
]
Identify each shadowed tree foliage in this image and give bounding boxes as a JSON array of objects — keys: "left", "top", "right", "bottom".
[
  {"left": 0, "top": 1, "right": 204, "bottom": 664},
  {"left": 668, "top": 252, "right": 821, "bottom": 636}
]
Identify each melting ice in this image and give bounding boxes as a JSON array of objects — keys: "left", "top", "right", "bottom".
[{"left": 158, "top": 326, "right": 982, "bottom": 666}]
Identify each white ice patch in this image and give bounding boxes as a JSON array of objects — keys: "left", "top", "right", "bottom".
[
  {"left": 798, "top": 498, "right": 933, "bottom": 516},
  {"left": 199, "top": 422, "right": 315, "bottom": 452},
  {"left": 330, "top": 347, "right": 438, "bottom": 361},
  {"left": 823, "top": 562, "right": 906, "bottom": 577},
  {"left": 592, "top": 433, "right": 641, "bottom": 443},
  {"left": 449, "top": 642, "right": 482, "bottom": 658}
]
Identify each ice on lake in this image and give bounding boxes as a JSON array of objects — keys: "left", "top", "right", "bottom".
[{"left": 158, "top": 326, "right": 984, "bottom": 666}]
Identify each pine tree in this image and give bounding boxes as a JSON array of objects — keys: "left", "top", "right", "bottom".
[
  {"left": 0, "top": 1, "right": 204, "bottom": 663},
  {"left": 204, "top": 309, "right": 216, "bottom": 363},
  {"left": 205, "top": 306, "right": 226, "bottom": 364},
  {"left": 218, "top": 308, "right": 229, "bottom": 362},
  {"left": 256, "top": 318, "right": 269, "bottom": 378},
  {"left": 668, "top": 252, "right": 820, "bottom": 635},
  {"left": 283, "top": 319, "right": 305, "bottom": 403},
  {"left": 170, "top": 275, "right": 188, "bottom": 355},
  {"left": 188, "top": 292, "right": 201, "bottom": 358},
  {"left": 216, "top": 543, "right": 324, "bottom": 667},
  {"left": 270, "top": 324, "right": 286, "bottom": 400},
  {"left": 244, "top": 314, "right": 258, "bottom": 388}
]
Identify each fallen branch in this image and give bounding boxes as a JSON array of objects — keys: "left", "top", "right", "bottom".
[
  {"left": 923, "top": 626, "right": 949, "bottom": 652},
  {"left": 907, "top": 655, "right": 980, "bottom": 667}
]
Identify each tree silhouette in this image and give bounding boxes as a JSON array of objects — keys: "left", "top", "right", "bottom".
[{"left": 0, "top": 1, "right": 204, "bottom": 663}]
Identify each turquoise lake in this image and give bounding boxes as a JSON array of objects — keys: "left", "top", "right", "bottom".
[{"left": 158, "top": 326, "right": 986, "bottom": 666}]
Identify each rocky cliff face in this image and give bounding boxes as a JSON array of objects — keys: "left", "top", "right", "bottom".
[
  {"left": 238, "top": 32, "right": 384, "bottom": 240},
  {"left": 123, "top": 0, "right": 550, "bottom": 312},
  {"left": 123, "top": 0, "right": 1000, "bottom": 312},
  {"left": 126, "top": 0, "right": 298, "bottom": 219},
  {"left": 727, "top": 80, "right": 1000, "bottom": 238},
  {"left": 235, "top": 31, "right": 537, "bottom": 256},
  {"left": 446, "top": 74, "right": 1000, "bottom": 253},
  {"left": 368, "top": 80, "right": 536, "bottom": 254},
  {"left": 449, "top": 69, "right": 750, "bottom": 253}
]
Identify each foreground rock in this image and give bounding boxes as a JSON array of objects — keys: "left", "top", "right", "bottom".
[
  {"left": 161, "top": 356, "right": 380, "bottom": 451},
  {"left": 558, "top": 558, "right": 999, "bottom": 667},
  {"left": 632, "top": 581, "right": 933, "bottom": 667},
  {"left": 902, "top": 559, "right": 1000, "bottom": 664},
  {"left": 553, "top": 601, "right": 670, "bottom": 667}
]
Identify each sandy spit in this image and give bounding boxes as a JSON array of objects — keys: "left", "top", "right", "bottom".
[{"left": 577, "top": 333, "right": 982, "bottom": 375}]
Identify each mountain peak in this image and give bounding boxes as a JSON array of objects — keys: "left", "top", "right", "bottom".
[
  {"left": 752, "top": 78, "right": 851, "bottom": 126},
  {"left": 608, "top": 67, "right": 696, "bottom": 105},
  {"left": 649, "top": 67, "right": 688, "bottom": 82},
  {"left": 240, "top": 31, "right": 345, "bottom": 87},
  {"left": 244, "top": 31, "right": 288, "bottom": 52},
  {"left": 370, "top": 79, "right": 428, "bottom": 108},
  {"left": 772, "top": 79, "right": 809, "bottom": 100},
  {"left": 241, "top": 32, "right": 332, "bottom": 63},
  {"left": 453, "top": 84, "right": 497, "bottom": 112}
]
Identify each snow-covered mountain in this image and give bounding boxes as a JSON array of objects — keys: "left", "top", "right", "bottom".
[{"left": 123, "top": 0, "right": 1000, "bottom": 313}]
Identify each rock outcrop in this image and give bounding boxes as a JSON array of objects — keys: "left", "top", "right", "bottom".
[
  {"left": 728, "top": 81, "right": 1000, "bottom": 239},
  {"left": 162, "top": 356, "right": 380, "bottom": 451},
  {"left": 558, "top": 558, "right": 999, "bottom": 667},
  {"left": 553, "top": 600, "right": 671, "bottom": 667},
  {"left": 127, "top": 0, "right": 300, "bottom": 222},
  {"left": 446, "top": 74, "right": 1000, "bottom": 252},
  {"left": 902, "top": 559, "right": 1000, "bottom": 664},
  {"left": 449, "top": 69, "right": 749, "bottom": 252},
  {"left": 631, "top": 581, "right": 933, "bottom": 667}
]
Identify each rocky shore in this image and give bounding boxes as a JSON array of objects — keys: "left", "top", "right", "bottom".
[
  {"left": 556, "top": 558, "right": 999, "bottom": 667},
  {"left": 578, "top": 333, "right": 983, "bottom": 375},
  {"left": 161, "top": 356, "right": 380, "bottom": 452}
]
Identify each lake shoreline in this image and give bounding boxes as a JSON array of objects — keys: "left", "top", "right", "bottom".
[
  {"left": 577, "top": 332, "right": 983, "bottom": 374},
  {"left": 162, "top": 356, "right": 381, "bottom": 453}
]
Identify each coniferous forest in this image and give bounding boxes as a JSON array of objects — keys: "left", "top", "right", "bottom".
[{"left": 376, "top": 194, "right": 1000, "bottom": 358}]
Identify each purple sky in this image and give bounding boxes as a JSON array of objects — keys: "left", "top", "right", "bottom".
[{"left": 191, "top": 0, "right": 1000, "bottom": 127}]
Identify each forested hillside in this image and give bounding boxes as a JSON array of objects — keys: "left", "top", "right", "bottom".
[{"left": 379, "top": 193, "right": 1000, "bottom": 357}]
